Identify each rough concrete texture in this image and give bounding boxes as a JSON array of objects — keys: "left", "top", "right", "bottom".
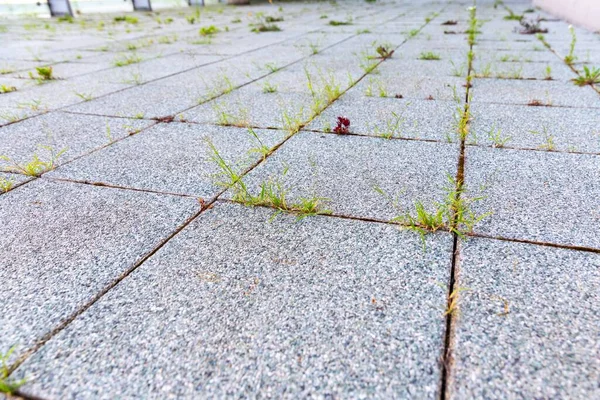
[
  {"left": 234, "top": 131, "right": 458, "bottom": 221},
  {"left": 453, "top": 238, "right": 600, "bottom": 399},
  {"left": 1, "top": 0, "right": 600, "bottom": 398},
  {"left": 0, "top": 112, "right": 153, "bottom": 168},
  {"left": 16, "top": 202, "right": 453, "bottom": 399},
  {"left": 48, "top": 123, "right": 287, "bottom": 198},
  {"left": 0, "top": 179, "right": 199, "bottom": 356},
  {"left": 465, "top": 146, "right": 600, "bottom": 249}
]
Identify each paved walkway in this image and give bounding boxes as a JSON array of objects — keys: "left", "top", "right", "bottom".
[{"left": 1, "top": 0, "right": 599, "bottom": 398}]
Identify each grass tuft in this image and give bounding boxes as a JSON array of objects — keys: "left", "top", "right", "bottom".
[
  {"left": 0, "top": 346, "right": 26, "bottom": 394},
  {"left": 572, "top": 65, "right": 600, "bottom": 86}
]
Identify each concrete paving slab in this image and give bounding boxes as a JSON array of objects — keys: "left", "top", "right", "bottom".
[
  {"left": 0, "top": 112, "right": 153, "bottom": 170},
  {"left": 349, "top": 73, "right": 466, "bottom": 102},
  {"left": 0, "top": 78, "right": 129, "bottom": 111},
  {"left": 0, "top": 179, "right": 199, "bottom": 356},
  {"left": 235, "top": 131, "right": 458, "bottom": 221},
  {"left": 470, "top": 78, "right": 600, "bottom": 108},
  {"left": 88, "top": 53, "right": 223, "bottom": 85},
  {"left": 471, "top": 60, "right": 575, "bottom": 81},
  {"left": 0, "top": 107, "right": 41, "bottom": 126},
  {"left": 64, "top": 82, "right": 204, "bottom": 119},
  {"left": 16, "top": 202, "right": 453, "bottom": 399},
  {"left": 183, "top": 88, "right": 316, "bottom": 129},
  {"left": 465, "top": 146, "right": 600, "bottom": 249},
  {"left": 307, "top": 97, "right": 460, "bottom": 142},
  {"left": 452, "top": 237, "right": 600, "bottom": 399},
  {"left": 48, "top": 123, "right": 287, "bottom": 198},
  {"left": 470, "top": 102, "right": 600, "bottom": 153}
]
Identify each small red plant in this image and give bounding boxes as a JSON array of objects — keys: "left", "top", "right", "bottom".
[{"left": 333, "top": 116, "right": 350, "bottom": 134}]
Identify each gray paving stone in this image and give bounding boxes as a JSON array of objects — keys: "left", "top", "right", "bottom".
[
  {"left": 0, "top": 112, "right": 153, "bottom": 170},
  {"left": 385, "top": 58, "right": 469, "bottom": 78},
  {"left": 475, "top": 48, "right": 559, "bottom": 64},
  {"left": 235, "top": 131, "right": 458, "bottom": 221},
  {"left": 470, "top": 102, "right": 600, "bottom": 153},
  {"left": 0, "top": 107, "right": 41, "bottom": 126},
  {"left": 474, "top": 39, "right": 547, "bottom": 52},
  {"left": 183, "top": 88, "right": 316, "bottom": 129},
  {"left": 16, "top": 202, "right": 453, "bottom": 399},
  {"left": 0, "top": 78, "right": 129, "bottom": 110},
  {"left": 349, "top": 73, "right": 466, "bottom": 102},
  {"left": 64, "top": 82, "right": 204, "bottom": 119},
  {"left": 470, "top": 78, "right": 600, "bottom": 108},
  {"left": 307, "top": 97, "right": 460, "bottom": 142},
  {"left": 471, "top": 60, "right": 575, "bottom": 81},
  {"left": 48, "top": 123, "right": 287, "bottom": 198},
  {"left": 0, "top": 179, "right": 199, "bottom": 357},
  {"left": 89, "top": 53, "right": 223, "bottom": 85},
  {"left": 15, "top": 61, "right": 112, "bottom": 80},
  {"left": 452, "top": 238, "right": 600, "bottom": 399},
  {"left": 465, "top": 146, "right": 600, "bottom": 249}
]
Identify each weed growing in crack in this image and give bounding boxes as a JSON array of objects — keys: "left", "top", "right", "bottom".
[
  {"left": 475, "top": 63, "right": 493, "bottom": 78},
  {"left": 487, "top": 125, "right": 511, "bottom": 148},
  {"left": 114, "top": 15, "right": 138, "bottom": 24},
  {"left": 379, "top": 176, "right": 490, "bottom": 247},
  {"left": 544, "top": 65, "right": 553, "bottom": 80},
  {"left": 467, "top": 6, "right": 478, "bottom": 45},
  {"left": 212, "top": 102, "right": 249, "bottom": 127},
  {"left": 564, "top": 25, "right": 577, "bottom": 65},
  {"left": 123, "top": 72, "right": 143, "bottom": 85},
  {"left": 265, "top": 15, "right": 284, "bottom": 23},
  {"left": 280, "top": 108, "right": 305, "bottom": 134},
  {"left": 0, "top": 111, "right": 25, "bottom": 123},
  {"left": 357, "top": 49, "right": 379, "bottom": 74},
  {"left": 320, "top": 72, "right": 342, "bottom": 103},
  {"left": 264, "top": 62, "right": 280, "bottom": 73},
  {"left": 0, "top": 346, "right": 26, "bottom": 394},
  {"left": 250, "top": 15, "right": 282, "bottom": 33},
  {"left": 74, "top": 91, "right": 93, "bottom": 101},
  {"left": 113, "top": 53, "right": 142, "bottom": 67},
  {"left": 374, "top": 111, "right": 407, "bottom": 139},
  {"left": 202, "top": 74, "right": 235, "bottom": 101},
  {"left": 329, "top": 19, "right": 352, "bottom": 26},
  {"left": 419, "top": 51, "right": 441, "bottom": 60},
  {"left": 496, "top": 65, "right": 523, "bottom": 80},
  {"left": 0, "top": 145, "right": 67, "bottom": 176},
  {"left": 375, "top": 45, "right": 395, "bottom": 60},
  {"left": 262, "top": 81, "right": 278, "bottom": 93},
  {"left": 527, "top": 91, "right": 552, "bottom": 106},
  {"left": 572, "top": 66, "right": 600, "bottom": 86},
  {"left": 0, "top": 85, "right": 16, "bottom": 94},
  {"left": 453, "top": 104, "right": 471, "bottom": 141},
  {"left": 530, "top": 126, "right": 556, "bottom": 151},
  {"left": 365, "top": 77, "right": 387, "bottom": 97},
  {"left": 206, "top": 138, "right": 331, "bottom": 220},
  {"left": 450, "top": 61, "right": 466, "bottom": 77},
  {"left": 444, "top": 286, "right": 470, "bottom": 316},
  {"left": 199, "top": 25, "right": 219, "bottom": 36},
  {"left": 503, "top": 9, "right": 522, "bottom": 21},
  {"left": 247, "top": 127, "right": 270, "bottom": 161},
  {"left": 407, "top": 28, "right": 420, "bottom": 39},
  {"left": 29, "top": 66, "right": 54, "bottom": 83},
  {"left": 307, "top": 40, "right": 321, "bottom": 55},
  {"left": 0, "top": 175, "right": 15, "bottom": 193}
]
